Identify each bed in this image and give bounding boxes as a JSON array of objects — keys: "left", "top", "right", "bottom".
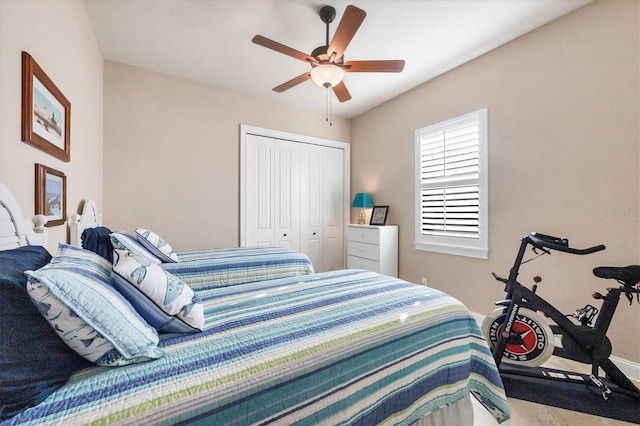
[
  {"left": 68, "top": 199, "right": 315, "bottom": 287},
  {"left": 1, "top": 184, "right": 510, "bottom": 425},
  {"left": 0, "top": 183, "right": 48, "bottom": 250}
]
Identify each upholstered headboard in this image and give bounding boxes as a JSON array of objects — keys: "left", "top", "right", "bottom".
[
  {"left": 69, "top": 199, "right": 102, "bottom": 247},
  {"left": 0, "top": 182, "right": 48, "bottom": 250}
]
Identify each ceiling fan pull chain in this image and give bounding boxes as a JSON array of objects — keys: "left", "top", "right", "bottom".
[
  {"left": 329, "top": 88, "right": 333, "bottom": 126},
  {"left": 325, "top": 86, "right": 329, "bottom": 124},
  {"left": 324, "top": 86, "right": 333, "bottom": 126}
]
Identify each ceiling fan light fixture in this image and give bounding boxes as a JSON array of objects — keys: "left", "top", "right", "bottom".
[{"left": 310, "top": 64, "right": 344, "bottom": 88}]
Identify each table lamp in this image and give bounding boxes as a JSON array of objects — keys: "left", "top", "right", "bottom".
[{"left": 351, "top": 193, "right": 373, "bottom": 224}]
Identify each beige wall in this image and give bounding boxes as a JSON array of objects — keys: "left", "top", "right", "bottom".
[
  {"left": 103, "top": 61, "right": 350, "bottom": 251},
  {"left": 351, "top": 0, "right": 640, "bottom": 362},
  {"left": 6, "top": 0, "right": 636, "bottom": 363},
  {"left": 0, "top": 0, "right": 103, "bottom": 252}
]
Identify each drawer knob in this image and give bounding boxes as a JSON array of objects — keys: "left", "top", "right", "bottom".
[{"left": 283, "top": 233, "right": 287, "bottom": 237}]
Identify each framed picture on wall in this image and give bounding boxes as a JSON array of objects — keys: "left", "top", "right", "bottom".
[
  {"left": 370, "top": 205, "right": 389, "bottom": 226},
  {"left": 35, "top": 163, "right": 67, "bottom": 227},
  {"left": 22, "top": 51, "right": 71, "bottom": 162}
]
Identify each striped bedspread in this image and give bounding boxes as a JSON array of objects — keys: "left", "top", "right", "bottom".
[
  {"left": 5, "top": 270, "right": 510, "bottom": 425},
  {"left": 166, "top": 246, "right": 314, "bottom": 288}
]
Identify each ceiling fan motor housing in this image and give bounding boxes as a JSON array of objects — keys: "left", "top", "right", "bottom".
[{"left": 311, "top": 45, "right": 343, "bottom": 65}]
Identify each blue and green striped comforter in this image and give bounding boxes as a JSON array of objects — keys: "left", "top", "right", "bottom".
[
  {"left": 166, "top": 246, "right": 314, "bottom": 288},
  {"left": 5, "top": 269, "right": 510, "bottom": 425}
]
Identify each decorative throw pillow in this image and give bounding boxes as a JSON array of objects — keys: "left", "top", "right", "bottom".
[
  {"left": 111, "top": 249, "right": 204, "bottom": 333},
  {"left": 135, "top": 228, "right": 179, "bottom": 263},
  {"left": 49, "top": 243, "right": 112, "bottom": 281},
  {"left": 25, "top": 267, "right": 164, "bottom": 366},
  {"left": 0, "top": 246, "right": 91, "bottom": 420},
  {"left": 110, "top": 232, "right": 161, "bottom": 264},
  {"left": 81, "top": 226, "right": 114, "bottom": 263}
]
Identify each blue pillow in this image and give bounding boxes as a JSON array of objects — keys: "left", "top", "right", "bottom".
[
  {"left": 49, "top": 243, "right": 112, "bottom": 281},
  {"left": 81, "top": 226, "right": 114, "bottom": 263},
  {"left": 0, "top": 246, "right": 91, "bottom": 420}
]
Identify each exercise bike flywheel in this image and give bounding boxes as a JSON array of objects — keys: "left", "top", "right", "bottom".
[{"left": 482, "top": 308, "right": 555, "bottom": 367}]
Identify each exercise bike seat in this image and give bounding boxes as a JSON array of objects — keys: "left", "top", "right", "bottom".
[{"left": 593, "top": 265, "right": 640, "bottom": 286}]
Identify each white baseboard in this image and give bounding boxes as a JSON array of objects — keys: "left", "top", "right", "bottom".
[
  {"left": 610, "top": 354, "right": 640, "bottom": 383},
  {"left": 470, "top": 311, "right": 640, "bottom": 383}
]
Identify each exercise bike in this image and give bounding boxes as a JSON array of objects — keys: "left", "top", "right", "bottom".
[{"left": 481, "top": 232, "right": 640, "bottom": 401}]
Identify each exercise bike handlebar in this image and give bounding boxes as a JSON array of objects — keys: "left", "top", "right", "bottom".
[{"left": 527, "top": 232, "right": 606, "bottom": 255}]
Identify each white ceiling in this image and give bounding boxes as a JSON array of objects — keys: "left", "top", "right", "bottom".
[{"left": 85, "top": 0, "right": 591, "bottom": 119}]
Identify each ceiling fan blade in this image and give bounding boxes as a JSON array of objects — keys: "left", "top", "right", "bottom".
[
  {"left": 273, "top": 72, "right": 311, "bottom": 92},
  {"left": 327, "top": 5, "right": 366, "bottom": 61},
  {"left": 332, "top": 81, "right": 352, "bottom": 102},
  {"left": 252, "top": 35, "right": 316, "bottom": 63},
  {"left": 344, "top": 60, "right": 406, "bottom": 73}
]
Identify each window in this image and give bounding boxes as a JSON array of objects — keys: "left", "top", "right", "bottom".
[{"left": 414, "top": 108, "right": 488, "bottom": 258}]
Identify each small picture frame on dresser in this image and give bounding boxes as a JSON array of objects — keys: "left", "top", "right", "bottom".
[{"left": 370, "top": 206, "right": 389, "bottom": 226}]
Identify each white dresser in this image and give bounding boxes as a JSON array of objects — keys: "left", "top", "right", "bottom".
[{"left": 346, "top": 224, "right": 398, "bottom": 277}]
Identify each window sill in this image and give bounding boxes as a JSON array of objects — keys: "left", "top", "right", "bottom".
[{"left": 414, "top": 240, "right": 488, "bottom": 259}]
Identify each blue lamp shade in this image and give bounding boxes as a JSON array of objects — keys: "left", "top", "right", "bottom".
[{"left": 351, "top": 193, "right": 373, "bottom": 208}]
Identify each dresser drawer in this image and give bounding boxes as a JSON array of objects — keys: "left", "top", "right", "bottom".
[
  {"left": 347, "top": 241, "right": 380, "bottom": 261},
  {"left": 347, "top": 226, "right": 379, "bottom": 245},
  {"left": 347, "top": 255, "right": 380, "bottom": 272}
]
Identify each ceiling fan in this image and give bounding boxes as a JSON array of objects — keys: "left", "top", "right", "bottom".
[{"left": 252, "top": 4, "right": 405, "bottom": 103}]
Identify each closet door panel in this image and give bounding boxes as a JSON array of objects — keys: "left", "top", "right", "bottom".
[
  {"left": 274, "top": 141, "right": 301, "bottom": 250},
  {"left": 245, "top": 135, "right": 274, "bottom": 247},
  {"left": 300, "top": 144, "right": 324, "bottom": 270},
  {"left": 322, "top": 147, "right": 344, "bottom": 271}
]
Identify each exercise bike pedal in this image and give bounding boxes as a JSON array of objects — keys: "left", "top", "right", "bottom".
[
  {"left": 589, "top": 374, "right": 612, "bottom": 400},
  {"left": 572, "top": 304, "right": 598, "bottom": 326}
]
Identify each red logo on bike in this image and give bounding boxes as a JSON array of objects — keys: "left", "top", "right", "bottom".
[{"left": 489, "top": 313, "right": 548, "bottom": 362}]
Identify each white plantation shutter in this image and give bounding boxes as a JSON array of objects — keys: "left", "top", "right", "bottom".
[
  {"left": 415, "top": 109, "right": 488, "bottom": 258},
  {"left": 421, "top": 186, "right": 480, "bottom": 237}
]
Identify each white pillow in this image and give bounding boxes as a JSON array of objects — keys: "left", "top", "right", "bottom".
[
  {"left": 110, "top": 232, "right": 161, "bottom": 264},
  {"left": 135, "top": 228, "right": 179, "bottom": 263},
  {"left": 111, "top": 249, "right": 204, "bottom": 332}
]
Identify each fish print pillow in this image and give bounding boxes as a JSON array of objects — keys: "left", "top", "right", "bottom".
[
  {"left": 135, "top": 228, "right": 179, "bottom": 263},
  {"left": 26, "top": 268, "right": 164, "bottom": 366},
  {"left": 110, "top": 249, "right": 204, "bottom": 333}
]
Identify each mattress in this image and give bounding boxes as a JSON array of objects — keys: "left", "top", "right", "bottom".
[
  {"left": 166, "top": 246, "right": 314, "bottom": 288},
  {"left": 4, "top": 269, "right": 509, "bottom": 425}
]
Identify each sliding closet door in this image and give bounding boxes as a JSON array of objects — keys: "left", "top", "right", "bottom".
[
  {"left": 244, "top": 135, "right": 273, "bottom": 247},
  {"left": 241, "top": 125, "right": 348, "bottom": 272},
  {"left": 244, "top": 134, "right": 300, "bottom": 250},
  {"left": 300, "top": 144, "right": 344, "bottom": 272},
  {"left": 322, "top": 146, "right": 344, "bottom": 271},
  {"left": 274, "top": 140, "right": 301, "bottom": 250},
  {"left": 300, "top": 144, "right": 323, "bottom": 270}
]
